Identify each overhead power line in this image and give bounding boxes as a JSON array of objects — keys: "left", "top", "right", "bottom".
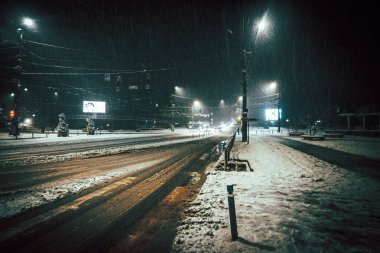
[
  {"left": 22, "top": 67, "right": 176, "bottom": 75},
  {"left": 25, "top": 39, "right": 85, "bottom": 52},
  {"left": 22, "top": 60, "right": 175, "bottom": 73}
]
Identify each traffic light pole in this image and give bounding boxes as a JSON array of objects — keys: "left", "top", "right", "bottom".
[{"left": 241, "top": 50, "right": 250, "bottom": 142}]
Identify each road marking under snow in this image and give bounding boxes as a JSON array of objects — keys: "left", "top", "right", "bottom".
[
  {"left": 0, "top": 176, "right": 136, "bottom": 242},
  {"left": 199, "top": 153, "right": 208, "bottom": 160}
]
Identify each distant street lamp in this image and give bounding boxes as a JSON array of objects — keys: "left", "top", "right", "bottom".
[
  {"left": 192, "top": 100, "right": 201, "bottom": 123},
  {"left": 267, "top": 81, "right": 277, "bottom": 92},
  {"left": 264, "top": 81, "right": 281, "bottom": 132}
]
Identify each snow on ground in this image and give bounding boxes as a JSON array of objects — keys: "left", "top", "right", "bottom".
[
  {"left": 172, "top": 130, "right": 380, "bottom": 252},
  {"left": 285, "top": 134, "right": 380, "bottom": 160},
  {"left": 0, "top": 128, "right": 215, "bottom": 219},
  {"left": 0, "top": 159, "right": 166, "bottom": 219},
  {"left": 0, "top": 128, "right": 189, "bottom": 147}
]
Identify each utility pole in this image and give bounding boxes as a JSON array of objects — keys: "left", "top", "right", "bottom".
[
  {"left": 277, "top": 92, "right": 281, "bottom": 133},
  {"left": 171, "top": 93, "right": 175, "bottom": 131},
  {"left": 241, "top": 50, "right": 250, "bottom": 142},
  {"left": 13, "top": 28, "right": 25, "bottom": 138}
]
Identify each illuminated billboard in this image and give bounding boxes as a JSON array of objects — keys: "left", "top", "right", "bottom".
[
  {"left": 83, "top": 101, "right": 106, "bottom": 113},
  {"left": 265, "top": 108, "right": 281, "bottom": 121}
]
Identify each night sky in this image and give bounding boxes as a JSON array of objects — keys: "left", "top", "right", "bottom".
[{"left": 1, "top": 0, "right": 379, "bottom": 127}]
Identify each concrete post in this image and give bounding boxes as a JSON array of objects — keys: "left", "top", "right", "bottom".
[{"left": 227, "top": 185, "right": 238, "bottom": 241}]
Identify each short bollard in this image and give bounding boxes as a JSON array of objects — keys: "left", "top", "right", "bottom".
[{"left": 227, "top": 184, "right": 238, "bottom": 241}]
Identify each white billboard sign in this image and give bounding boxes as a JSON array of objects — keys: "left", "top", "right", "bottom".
[
  {"left": 265, "top": 108, "right": 281, "bottom": 121},
  {"left": 83, "top": 101, "right": 106, "bottom": 113}
]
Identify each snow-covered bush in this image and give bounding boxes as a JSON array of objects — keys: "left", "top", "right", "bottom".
[
  {"left": 87, "top": 118, "right": 95, "bottom": 135},
  {"left": 57, "top": 113, "right": 69, "bottom": 137}
]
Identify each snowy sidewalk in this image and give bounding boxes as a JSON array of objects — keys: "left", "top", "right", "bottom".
[{"left": 172, "top": 132, "right": 380, "bottom": 252}]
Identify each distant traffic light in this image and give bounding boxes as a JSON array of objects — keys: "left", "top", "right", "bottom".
[
  {"left": 146, "top": 73, "right": 150, "bottom": 89},
  {"left": 116, "top": 75, "right": 121, "bottom": 92},
  {"left": 9, "top": 110, "right": 16, "bottom": 118}
]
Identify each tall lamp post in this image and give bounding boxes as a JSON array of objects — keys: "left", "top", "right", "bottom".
[
  {"left": 12, "top": 17, "right": 36, "bottom": 137},
  {"left": 241, "top": 50, "right": 250, "bottom": 142},
  {"left": 277, "top": 89, "right": 281, "bottom": 133},
  {"left": 241, "top": 13, "right": 269, "bottom": 142}
]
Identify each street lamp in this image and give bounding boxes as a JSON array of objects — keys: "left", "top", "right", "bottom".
[
  {"left": 241, "top": 13, "right": 270, "bottom": 142},
  {"left": 22, "top": 17, "right": 37, "bottom": 30},
  {"left": 11, "top": 17, "right": 37, "bottom": 137},
  {"left": 192, "top": 100, "right": 201, "bottom": 123},
  {"left": 267, "top": 81, "right": 277, "bottom": 92}
]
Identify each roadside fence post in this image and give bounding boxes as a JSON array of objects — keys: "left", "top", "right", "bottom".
[{"left": 224, "top": 147, "right": 228, "bottom": 170}]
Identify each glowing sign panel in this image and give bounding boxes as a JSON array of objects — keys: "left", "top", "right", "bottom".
[
  {"left": 265, "top": 108, "right": 281, "bottom": 121},
  {"left": 83, "top": 101, "right": 106, "bottom": 113}
]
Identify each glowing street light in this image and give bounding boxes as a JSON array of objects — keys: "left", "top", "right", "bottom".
[
  {"left": 193, "top": 100, "right": 201, "bottom": 108},
  {"left": 22, "top": 17, "right": 37, "bottom": 30},
  {"left": 192, "top": 100, "right": 202, "bottom": 123},
  {"left": 268, "top": 81, "right": 277, "bottom": 92},
  {"left": 174, "top": 86, "right": 184, "bottom": 96},
  {"left": 257, "top": 13, "right": 268, "bottom": 35}
]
